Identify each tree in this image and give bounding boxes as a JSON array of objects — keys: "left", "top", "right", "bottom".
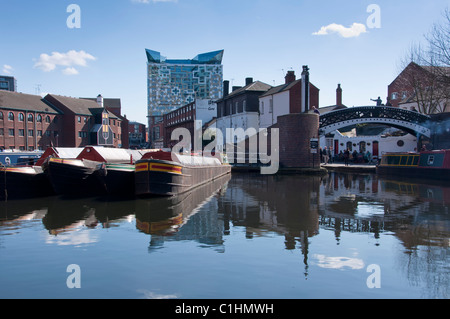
[{"left": 400, "top": 8, "right": 450, "bottom": 114}]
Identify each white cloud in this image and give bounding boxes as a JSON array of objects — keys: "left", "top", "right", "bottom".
[
  {"left": 2, "top": 64, "right": 13, "bottom": 74},
  {"left": 312, "top": 23, "right": 367, "bottom": 38},
  {"left": 62, "top": 67, "right": 79, "bottom": 75},
  {"left": 34, "top": 50, "right": 96, "bottom": 75}
]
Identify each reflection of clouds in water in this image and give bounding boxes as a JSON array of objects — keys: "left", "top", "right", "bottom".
[
  {"left": 137, "top": 289, "right": 179, "bottom": 299},
  {"left": 45, "top": 230, "right": 98, "bottom": 246},
  {"left": 313, "top": 254, "right": 365, "bottom": 270}
]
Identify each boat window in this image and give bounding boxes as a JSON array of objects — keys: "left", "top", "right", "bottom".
[
  {"left": 406, "top": 156, "right": 412, "bottom": 166},
  {"left": 412, "top": 156, "right": 419, "bottom": 166},
  {"left": 387, "top": 156, "right": 400, "bottom": 165},
  {"left": 400, "top": 156, "right": 408, "bottom": 165},
  {"left": 427, "top": 155, "right": 434, "bottom": 165}
]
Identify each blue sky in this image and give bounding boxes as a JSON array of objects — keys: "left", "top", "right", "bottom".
[{"left": 1, "top": 0, "right": 448, "bottom": 123}]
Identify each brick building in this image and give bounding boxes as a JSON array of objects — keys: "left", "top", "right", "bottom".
[
  {"left": 128, "top": 121, "right": 147, "bottom": 148},
  {"left": 164, "top": 99, "right": 217, "bottom": 150},
  {"left": 0, "top": 90, "right": 127, "bottom": 150},
  {"left": 0, "top": 90, "right": 63, "bottom": 150},
  {"left": 81, "top": 95, "right": 129, "bottom": 148},
  {"left": 388, "top": 62, "right": 450, "bottom": 113}
]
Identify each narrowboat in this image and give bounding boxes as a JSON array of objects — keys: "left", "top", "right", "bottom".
[
  {"left": 75, "top": 146, "right": 151, "bottom": 196},
  {"left": 135, "top": 151, "right": 231, "bottom": 197},
  {"left": 0, "top": 165, "right": 52, "bottom": 200},
  {"left": 377, "top": 149, "right": 450, "bottom": 181},
  {"left": 0, "top": 151, "right": 43, "bottom": 166},
  {"left": 46, "top": 158, "right": 106, "bottom": 197}
]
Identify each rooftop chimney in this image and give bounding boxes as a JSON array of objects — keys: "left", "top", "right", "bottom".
[
  {"left": 301, "top": 65, "right": 310, "bottom": 113},
  {"left": 245, "top": 77, "right": 253, "bottom": 86},
  {"left": 223, "top": 80, "right": 229, "bottom": 97},
  {"left": 97, "top": 94, "right": 104, "bottom": 108},
  {"left": 336, "top": 84, "right": 342, "bottom": 106},
  {"left": 285, "top": 71, "right": 296, "bottom": 84}
]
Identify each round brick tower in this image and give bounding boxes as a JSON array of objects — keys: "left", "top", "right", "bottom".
[{"left": 277, "top": 113, "right": 320, "bottom": 168}]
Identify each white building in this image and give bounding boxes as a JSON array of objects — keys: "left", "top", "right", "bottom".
[
  {"left": 215, "top": 79, "right": 271, "bottom": 148},
  {"left": 259, "top": 70, "right": 320, "bottom": 128}
]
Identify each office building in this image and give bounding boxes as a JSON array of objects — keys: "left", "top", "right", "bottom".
[{"left": 146, "top": 49, "right": 224, "bottom": 147}]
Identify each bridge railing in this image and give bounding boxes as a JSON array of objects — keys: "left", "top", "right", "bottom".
[{"left": 319, "top": 106, "right": 431, "bottom": 128}]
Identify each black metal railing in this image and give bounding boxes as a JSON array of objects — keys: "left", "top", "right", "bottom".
[{"left": 319, "top": 106, "right": 431, "bottom": 129}]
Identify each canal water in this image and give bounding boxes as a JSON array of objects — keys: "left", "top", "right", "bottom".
[{"left": 0, "top": 172, "right": 448, "bottom": 299}]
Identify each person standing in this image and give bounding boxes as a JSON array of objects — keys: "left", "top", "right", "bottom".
[
  {"left": 323, "top": 147, "right": 329, "bottom": 164},
  {"left": 344, "top": 149, "right": 350, "bottom": 166}
]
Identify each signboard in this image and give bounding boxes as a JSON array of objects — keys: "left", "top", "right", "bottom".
[{"left": 310, "top": 138, "right": 318, "bottom": 153}]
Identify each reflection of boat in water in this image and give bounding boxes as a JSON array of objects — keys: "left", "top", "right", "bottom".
[
  {"left": 41, "top": 197, "right": 135, "bottom": 235},
  {"left": 135, "top": 173, "right": 230, "bottom": 235},
  {"left": 377, "top": 150, "right": 450, "bottom": 181},
  {"left": 135, "top": 151, "right": 231, "bottom": 197}
]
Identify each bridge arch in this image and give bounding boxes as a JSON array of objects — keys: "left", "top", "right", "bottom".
[{"left": 319, "top": 106, "right": 431, "bottom": 138}]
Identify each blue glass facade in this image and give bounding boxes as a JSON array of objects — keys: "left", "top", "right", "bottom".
[{"left": 146, "top": 49, "right": 224, "bottom": 117}]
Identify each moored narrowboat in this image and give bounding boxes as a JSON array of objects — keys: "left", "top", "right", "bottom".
[
  {"left": 0, "top": 166, "right": 53, "bottom": 200},
  {"left": 377, "top": 149, "right": 450, "bottom": 181},
  {"left": 135, "top": 151, "right": 231, "bottom": 197},
  {"left": 47, "top": 158, "right": 106, "bottom": 197}
]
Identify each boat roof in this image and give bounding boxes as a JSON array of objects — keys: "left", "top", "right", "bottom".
[
  {"left": 76, "top": 146, "right": 149, "bottom": 163},
  {"left": 173, "top": 153, "right": 222, "bottom": 166},
  {"left": 35, "top": 147, "right": 83, "bottom": 166}
]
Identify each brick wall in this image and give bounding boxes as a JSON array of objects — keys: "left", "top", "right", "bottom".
[
  {"left": 278, "top": 113, "right": 320, "bottom": 168},
  {"left": 0, "top": 109, "right": 63, "bottom": 150}
]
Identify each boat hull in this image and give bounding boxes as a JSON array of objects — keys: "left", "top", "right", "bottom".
[
  {"left": 135, "top": 158, "right": 231, "bottom": 197},
  {"left": 47, "top": 158, "right": 106, "bottom": 197},
  {"left": 377, "top": 165, "right": 450, "bottom": 180},
  {"left": 100, "top": 163, "right": 136, "bottom": 197},
  {"left": 0, "top": 166, "right": 53, "bottom": 200}
]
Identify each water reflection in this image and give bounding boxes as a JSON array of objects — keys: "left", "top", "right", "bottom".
[
  {"left": 318, "top": 173, "right": 450, "bottom": 249},
  {"left": 0, "top": 172, "right": 449, "bottom": 298},
  {"left": 135, "top": 174, "right": 231, "bottom": 252}
]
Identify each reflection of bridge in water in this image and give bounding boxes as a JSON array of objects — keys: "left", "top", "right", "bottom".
[
  {"left": 219, "top": 173, "right": 450, "bottom": 249},
  {"left": 319, "top": 106, "right": 432, "bottom": 138}
]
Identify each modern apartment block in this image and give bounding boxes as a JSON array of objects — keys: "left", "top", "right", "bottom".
[
  {"left": 146, "top": 49, "right": 224, "bottom": 147},
  {"left": 0, "top": 75, "right": 17, "bottom": 92}
]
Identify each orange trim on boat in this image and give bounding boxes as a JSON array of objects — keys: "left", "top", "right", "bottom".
[
  {"left": 149, "top": 163, "right": 182, "bottom": 174},
  {"left": 135, "top": 161, "right": 182, "bottom": 174},
  {"left": 135, "top": 162, "right": 149, "bottom": 172}
]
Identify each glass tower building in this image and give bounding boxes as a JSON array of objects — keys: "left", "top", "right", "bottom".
[{"left": 146, "top": 49, "right": 224, "bottom": 116}]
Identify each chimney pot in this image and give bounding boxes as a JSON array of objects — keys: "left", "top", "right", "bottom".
[
  {"left": 97, "top": 94, "right": 104, "bottom": 108},
  {"left": 285, "top": 71, "right": 296, "bottom": 84},
  {"left": 245, "top": 77, "right": 253, "bottom": 86},
  {"left": 336, "top": 84, "right": 342, "bottom": 106}
]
